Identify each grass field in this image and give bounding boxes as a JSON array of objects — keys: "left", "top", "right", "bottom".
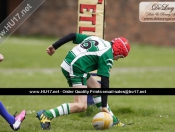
[
  {"left": 0, "top": 96, "right": 175, "bottom": 132},
  {"left": 0, "top": 36, "right": 175, "bottom": 87},
  {"left": 0, "top": 36, "right": 175, "bottom": 132}
]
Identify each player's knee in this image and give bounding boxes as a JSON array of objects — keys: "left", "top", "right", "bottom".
[{"left": 78, "top": 103, "right": 87, "bottom": 112}]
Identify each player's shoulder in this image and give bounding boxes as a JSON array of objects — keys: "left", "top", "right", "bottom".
[{"left": 87, "top": 35, "right": 102, "bottom": 40}]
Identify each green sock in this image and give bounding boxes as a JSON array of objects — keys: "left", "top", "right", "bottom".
[
  {"left": 107, "top": 105, "right": 118, "bottom": 123},
  {"left": 93, "top": 95, "right": 119, "bottom": 123},
  {"left": 44, "top": 103, "right": 70, "bottom": 119}
]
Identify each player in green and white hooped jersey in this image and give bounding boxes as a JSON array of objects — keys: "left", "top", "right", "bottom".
[{"left": 36, "top": 33, "right": 130, "bottom": 130}]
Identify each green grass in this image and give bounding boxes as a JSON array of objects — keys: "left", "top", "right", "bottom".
[
  {"left": 0, "top": 35, "right": 175, "bottom": 87},
  {"left": 0, "top": 96, "right": 175, "bottom": 132},
  {"left": 0, "top": 36, "right": 175, "bottom": 131}
]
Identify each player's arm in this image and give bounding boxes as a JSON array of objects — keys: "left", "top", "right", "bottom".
[
  {"left": 52, "top": 33, "right": 76, "bottom": 50},
  {"left": 100, "top": 76, "right": 109, "bottom": 110},
  {"left": 100, "top": 75, "right": 110, "bottom": 114},
  {"left": 97, "top": 53, "right": 111, "bottom": 113},
  {"left": 46, "top": 33, "right": 76, "bottom": 56},
  {"left": 46, "top": 33, "right": 88, "bottom": 56},
  {"left": 52, "top": 33, "right": 89, "bottom": 49}
]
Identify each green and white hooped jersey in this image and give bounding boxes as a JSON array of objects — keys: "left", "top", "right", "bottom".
[{"left": 61, "top": 34, "right": 114, "bottom": 78}]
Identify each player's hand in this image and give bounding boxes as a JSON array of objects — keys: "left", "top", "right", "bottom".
[
  {"left": 102, "top": 107, "right": 110, "bottom": 115},
  {"left": 0, "top": 54, "right": 4, "bottom": 62},
  {"left": 46, "top": 45, "right": 55, "bottom": 56}
]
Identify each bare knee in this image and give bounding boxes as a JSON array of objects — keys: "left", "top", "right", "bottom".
[{"left": 75, "top": 103, "right": 87, "bottom": 112}]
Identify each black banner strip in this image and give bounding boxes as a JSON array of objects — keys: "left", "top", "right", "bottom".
[{"left": 0, "top": 88, "right": 174, "bottom": 95}]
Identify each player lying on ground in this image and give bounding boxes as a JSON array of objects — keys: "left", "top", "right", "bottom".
[
  {"left": 0, "top": 102, "right": 26, "bottom": 131},
  {"left": 36, "top": 33, "right": 130, "bottom": 130}
]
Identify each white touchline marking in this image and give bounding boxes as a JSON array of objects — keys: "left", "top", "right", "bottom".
[{"left": 0, "top": 67, "right": 175, "bottom": 74}]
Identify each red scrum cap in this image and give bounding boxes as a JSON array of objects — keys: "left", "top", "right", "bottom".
[{"left": 111, "top": 37, "right": 130, "bottom": 57}]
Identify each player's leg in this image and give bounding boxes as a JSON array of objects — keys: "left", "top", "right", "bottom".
[
  {"left": 0, "top": 102, "right": 15, "bottom": 125},
  {"left": 92, "top": 95, "right": 124, "bottom": 125},
  {"left": 70, "top": 86, "right": 87, "bottom": 113},
  {"left": 36, "top": 89, "right": 87, "bottom": 130},
  {"left": 0, "top": 101, "right": 26, "bottom": 131},
  {"left": 44, "top": 86, "right": 87, "bottom": 118},
  {"left": 86, "top": 76, "right": 119, "bottom": 123},
  {"left": 86, "top": 75, "right": 125, "bottom": 127},
  {"left": 87, "top": 74, "right": 101, "bottom": 88},
  {"left": 36, "top": 68, "right": 88, "bottom": 129}
]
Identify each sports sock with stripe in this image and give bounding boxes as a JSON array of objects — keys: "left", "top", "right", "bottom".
[
  {"left": 44, "top": 103, "right": 70, "bottom": 119},
  {"left": 93, "top": 95, "right": 119, "bottom": 123}
]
